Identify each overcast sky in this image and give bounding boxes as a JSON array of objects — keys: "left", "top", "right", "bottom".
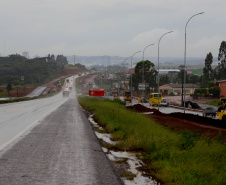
[{"left": 0, "top": 0, "right": 225, "bottom": 59}]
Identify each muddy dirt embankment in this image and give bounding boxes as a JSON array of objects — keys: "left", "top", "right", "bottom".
[{"left": 127, "top": 104, "right": 226, "bottom": 141}]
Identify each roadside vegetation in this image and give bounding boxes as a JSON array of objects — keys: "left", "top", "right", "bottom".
[
  {"left": 0, "top": 76, "right": 67, "bottom": 104},
  {"left": 0, "top": 91, "right": 10, "bottom": 97},
  {"left": 59, "top": 77, "right": 68, "bottom": 86},
  {"left": 0, "top": 97, "right": 38, "bottom": 104},
  {"left": 64, "top": 65, "right": 77, "bottom": 70},
  {"left": 78, "top": 96, "right": 226, "bottom": 185},
  {"left": 0, "top": 54, "right": 66, "bottom": 86},
  {"left": 206, "top": 99, "right": 221, "bottom": 107}
]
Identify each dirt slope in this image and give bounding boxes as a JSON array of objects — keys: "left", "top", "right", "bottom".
[{"left": 127, "top": 104, "right": 226, "bottom": 142}]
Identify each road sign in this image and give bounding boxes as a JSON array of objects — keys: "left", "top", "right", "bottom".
[
  {"left": 156, "top": 76, "right": 159, "bottom": 83},
  {"left": 138, "top": 83, "right": 149, "bottom": 90},
  {"left": 89, "top": 89, "right": 104, "bottom": 96}
]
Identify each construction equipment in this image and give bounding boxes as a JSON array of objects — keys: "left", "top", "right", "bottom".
[
  {"left": 149, "top": 93, "right": 162, "bottom": 106},
  {"left": 124, "top": 91, "right": 131, "bottom": 102},
  {"left": 217, "top": 97, "right": 226, "bottom": 120},
  {"left": 111, "top": 90, "right": 119, "bottom": 100}
]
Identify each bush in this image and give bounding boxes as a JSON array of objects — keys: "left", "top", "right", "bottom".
[
  {"left": 209, "top": 86, "right": 220, "bottom": 97},
  {"left": 206, "top": 100, "right": 221, "bottom": 106},
  {"left": 194, "top": 88, "right": 208, "bottom": 96}
]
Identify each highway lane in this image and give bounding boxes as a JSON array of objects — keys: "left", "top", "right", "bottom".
[
  {"left": 0, "top": 92, "right": 68, "bottom": 151},
  {"left": 0, "top": 77, "right": 122, "bottom": 184}
]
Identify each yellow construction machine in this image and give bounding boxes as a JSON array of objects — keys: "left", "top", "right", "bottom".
[
  {"left": 111, "top": 90, "right": 119, "bottom": 100},
  {"left": 124, "top": 91, "right": 131, "bottom": 102},
  {"left": 149, "top": 93, "right": 162, "bottom": 106},
  {"left": 216, "top": 97, "right": 226, "bottom": 120}
]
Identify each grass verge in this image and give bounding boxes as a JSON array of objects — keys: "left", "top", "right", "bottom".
[
  {"left": 0, "top": 97, "right": 38, "bottom": 104},
  {"left": 206, "top": 99, "right": 221, "bottom": 107},
  {"left": 0, "top": 92, "right": 10, "bottom": 97},
  {"left": 78, "top": 96, "right": 226, "bottom": 185},
  {"left": 59, "top": 76, "right": 68, "bottom": 85}
]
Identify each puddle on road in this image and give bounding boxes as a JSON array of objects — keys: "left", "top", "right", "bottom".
[
  {"left": 104, "top": 148, "right": 157, "bottom": 185},
  {"left": 89, "top": 115, "right": 158, "bottom": 185},
  {"left": 95, "top": 132, "right": 116, "bottom": 145},
  {"left": 88, "top": 115, "right": 102, "bottom": 129}
]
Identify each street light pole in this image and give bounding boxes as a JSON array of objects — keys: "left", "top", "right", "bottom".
[
  {"left": 131, "top": 51, "right": 141, "bottom": 105},
  {"left": 157, "top": 31, "right": 173, "bottom": 110},
  {"left": 123, "top": 57, "right": 131, "bottom": 96},
  {"left": 142, "top": 44, "right": 154, "bottom": 98},
  {"left": 183, "top": 12, "right": 204, "bottom": 113},
  {"left": 179, "top": 65, "right": 187, "bottom": 107}
]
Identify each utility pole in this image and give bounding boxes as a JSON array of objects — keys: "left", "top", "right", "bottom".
[
  {"left": 4, "top": 41, "right": 5, "bottom": 57},
  {"left": 74, "top": 55, "right": 75, "bottom": 66}
]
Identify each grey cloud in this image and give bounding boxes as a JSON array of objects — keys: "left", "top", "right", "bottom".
[{"left": 0, "top": 0, "right": 225, "bottom": 58}]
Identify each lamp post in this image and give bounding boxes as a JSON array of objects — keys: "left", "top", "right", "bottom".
[
  {"left": 123, "top": 57, "right": 131, "bottom": 96},
  {"left": 179, "top": 65, "right": 187, "bottom": 108},
  {"left": 157, "top": 31, "right": 173, "bottom": 110},
  {"left": 183, "top": 12, "right": 204, "bottom": 113},
  {"left": 142, "top": 43, "right": 154, "bottom": 98},
  {"left": 131, "top": 51, "right": 141, "bottom": 105}
]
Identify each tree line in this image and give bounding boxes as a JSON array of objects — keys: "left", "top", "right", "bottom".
[
  {"left": 130, "top": 40, "right": 226, "bottom": 96},
  {"left": 0, "top": 54, "right": 69, "bottom": 86}
]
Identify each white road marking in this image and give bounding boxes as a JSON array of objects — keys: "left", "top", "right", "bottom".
[{"left": 0, "top": 107, "right": 58, "bottom": 151}]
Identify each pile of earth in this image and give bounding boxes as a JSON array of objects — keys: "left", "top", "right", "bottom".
[
  {"left": 127, "top": 104, "right": 226, "bottom": 141},
  {"left": 127, "top": 104, "right": 162, "bottom": 114}
]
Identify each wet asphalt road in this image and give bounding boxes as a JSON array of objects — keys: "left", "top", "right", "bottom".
[{"left": 0, "top": 79, "right": 122, "bottom": 185}]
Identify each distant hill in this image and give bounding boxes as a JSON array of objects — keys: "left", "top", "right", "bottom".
[
  {"left": 67, "top": 55, "right": 218, "bottom": 67},
  {"left": 0, "top": 54, "right": 65, "bottom": 85}
]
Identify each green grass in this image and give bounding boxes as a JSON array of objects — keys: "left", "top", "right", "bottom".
[
  {"left": 64, "top": 65, "right": 78, "bottom": 70},
  {"left": 59, "top": 77, "right": 67, "bottom": 85},
  {"left": 78, "top": 96, "right": 226, "bottom": 185},
  {"left": 206, "top": 100, "right": 221, "bottom": 106},
  {"left": 0, "top": 92, "right": 10, "bottom": 97},
  {"left": 120, "top": 171, "right": 136, "bottom": 180},
  {"left": 0, "top": 97, "right": 38, "bottom": 104}
]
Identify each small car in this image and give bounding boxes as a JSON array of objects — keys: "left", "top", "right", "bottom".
[
  {"left": 170, "top": 92, "right": 178, "bottom": 96},
  {"left": 202, "top": 107, "right": 216, "bottom": 117},
  {"left": 160, "top": 99, "right": 169, "bottom": 107}
]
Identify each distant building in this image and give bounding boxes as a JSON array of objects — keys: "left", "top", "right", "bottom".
[
  {"left": 159, "top": 84, "right": 200, "bottom": 95},
  {"left": 216, "top": 80, "right": 226, "bottom": 97},
  {"left": 129, "top": 68, "right": 135, "bottom": 74},
  {"left": 158, "top": 68, "right": 179, "bottom": 74},
  {"left": 187, "top": 69, "right": 192, "bottom": 74},
  {"left": 22, "top": 52, "right": 29, "bottom": 59},
  {"left": 102, "top": 56, "right": 111, "bottom": 66},
  {"left": 191, "top": 69, "right": 203, "bottom": 76}
]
